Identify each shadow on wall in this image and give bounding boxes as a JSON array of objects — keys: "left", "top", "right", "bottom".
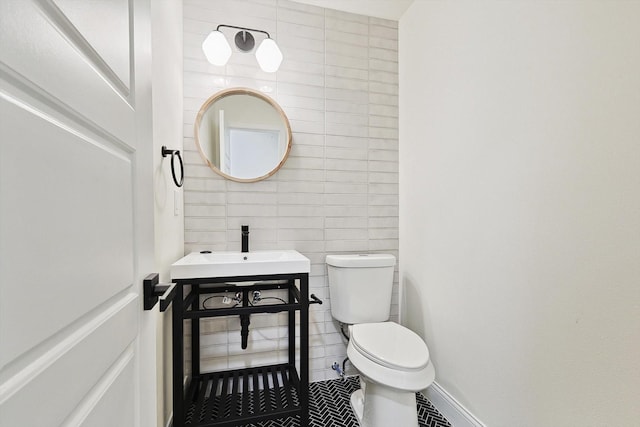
[
  {"left": 154, "top": 161, "right": 170, "bottom": 210},
  {"left": 402, "top": 274, "right": 431, "bottom": 342}
]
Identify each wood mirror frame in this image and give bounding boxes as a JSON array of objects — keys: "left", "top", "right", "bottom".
[{"left": 194, "top": 87, "right": 293, "bottom": 183}]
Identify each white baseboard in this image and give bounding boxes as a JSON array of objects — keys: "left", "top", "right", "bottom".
[{"left": 424, "top": 382, "right": 486, "bottom": 427}]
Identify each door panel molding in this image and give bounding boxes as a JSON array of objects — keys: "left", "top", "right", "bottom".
[
  {"left": 60, "top": 344, "right": 135, "bottom": 427},
  {"left": 0, "top": 61, "right": 134, "bottom": 155},
  {"left": 0, "top": 94, "right": 135, "bottom": 369},
  {"left": 0, "top": 295, "right": 138, "bottom": 426},
  {"left": 0, "top": 291, "right": 136, "bottom": 398},
  {"left": 0, "top": 0, "right": 135, "bottom": 143},
  {"left": 35, "top": 0, "right": 131, "bottom": 99}
]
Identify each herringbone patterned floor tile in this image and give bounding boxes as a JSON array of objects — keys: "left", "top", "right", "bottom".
[{"left": 240, "top": 376, "right": 451, "bottom": 427}]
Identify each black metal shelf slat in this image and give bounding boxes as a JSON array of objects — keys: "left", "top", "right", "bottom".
[
  {"left": 184, "top": 368, "right": 303, "bottom": 427},
  {"left": 191, "top": 377, "right": 207, "bottom": 424},
  {"left": 271, "top": 366, "right": 283, "bottom": 409},
  {"left": 252, "top": 368, "right": 260, "bottom": 415},
  {"left": 230, "top": 371, "right": 240, "bottom": 418},
  {"left": 242, "top": 371, "right": 249, "bottom": 419},
  {"left": 203, "top": 372, "right": 221, "bottom": 422},
  {"left": 279, "top": 365, "right": 294, "bottom": 407},
  {"left": 262, "top": 367, "right": 272, "bottom": 413},
  {"left": 217, "top": 372, "right": 230, "bottom": 419}
]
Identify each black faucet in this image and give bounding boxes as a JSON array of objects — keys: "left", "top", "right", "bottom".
[{"left": 241, "top": 225, "right": 249, "bottom": 253}]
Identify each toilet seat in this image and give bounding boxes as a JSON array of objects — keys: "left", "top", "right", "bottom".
[
  {"left": 347, "top": 322, "right": 435, "bottom": 392},
  {"left": 350, "top": 322, "right": 429, "bottom": 371}
]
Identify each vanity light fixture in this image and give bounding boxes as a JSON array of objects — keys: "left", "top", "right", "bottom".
[{"left": 202, "top": 24, "right": 283, "bottom": 72}]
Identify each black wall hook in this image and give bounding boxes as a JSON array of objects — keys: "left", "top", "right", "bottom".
[{"left": 162, "top": 146, "right": 184, "bottom": 188}]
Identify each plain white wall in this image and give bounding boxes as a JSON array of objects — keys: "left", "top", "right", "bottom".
[
  {"left": 151, "top": 0, "right": 184, "bottom": 425},
  {"left": 399, "top": 1, "right": 640, "bottom": 426}
]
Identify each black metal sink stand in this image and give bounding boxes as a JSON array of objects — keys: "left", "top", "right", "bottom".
[{"left": 171, "top": 272, "right": 310, "bottom": 427}]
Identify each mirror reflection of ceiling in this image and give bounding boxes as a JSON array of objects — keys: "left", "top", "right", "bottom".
[{"left": 288, "top": 0, "right": 413, "bottom": 20}]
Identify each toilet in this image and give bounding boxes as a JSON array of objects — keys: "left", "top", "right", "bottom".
[{"left": 326, "top": 254, "right": 435, "bottom": 427}]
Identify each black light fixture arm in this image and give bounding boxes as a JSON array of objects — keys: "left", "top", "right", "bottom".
[{"left": 216, "top": 24, "right": 272, "bottom": 39}]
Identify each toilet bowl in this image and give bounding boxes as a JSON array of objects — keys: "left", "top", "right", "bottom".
[
  {"left": 325, "top": 254, "right": 436, "bottom": 427},
  {"left": 347, "top": 322, "right": 435, "bottom": 427}
]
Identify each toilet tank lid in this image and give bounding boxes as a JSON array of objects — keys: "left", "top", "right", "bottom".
[{"left": 326, "top": 254, "right": 396, "bottom": 268}]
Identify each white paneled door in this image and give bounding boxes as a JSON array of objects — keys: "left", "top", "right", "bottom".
[{"left": 0, "top": 1, "right": 157, "bottom": 426}]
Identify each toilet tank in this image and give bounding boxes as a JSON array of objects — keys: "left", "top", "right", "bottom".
[{"left": 326, "top": 254, "right": 396, "bottom": 324}]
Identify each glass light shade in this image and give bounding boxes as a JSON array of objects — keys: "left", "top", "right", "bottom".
[
  {"left": 202, "top": 30, "right": 232, "bottom": 66},
  {"left": 255, "top": 38, "right": 283, "bottom": 73}
]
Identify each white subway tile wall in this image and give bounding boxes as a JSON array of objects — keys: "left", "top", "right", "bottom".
[{"left": 183, "top": 0, "right": 398, "bottom": 382}]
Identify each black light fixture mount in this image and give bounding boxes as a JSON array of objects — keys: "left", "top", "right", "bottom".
[
  {"left": 217, "top": 24, "right": 271, "bottom": 52},
  {"left": 234, "top": 31, "right": 255, "bottom": 51}
]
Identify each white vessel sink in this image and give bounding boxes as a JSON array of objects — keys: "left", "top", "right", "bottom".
[{"left": 171, "top": 250, "right": 310, "bottom": 279}]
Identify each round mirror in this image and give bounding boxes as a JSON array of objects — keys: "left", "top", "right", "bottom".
[{"left": 194, "top": 88, "right": 292, "bottom": 182}]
